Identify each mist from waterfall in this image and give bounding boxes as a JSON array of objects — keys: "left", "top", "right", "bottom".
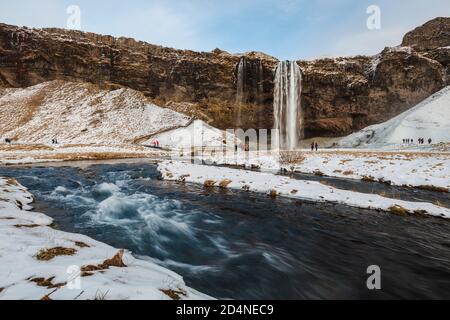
[{"left": 273, "top": 61, "right": 303, "bottom": 150}]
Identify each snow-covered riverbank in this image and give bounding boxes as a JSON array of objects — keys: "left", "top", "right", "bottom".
[
  {"left": 158, "top": 161, "right": 450, "bottom": 219},
  {"left": 0, "top": 143, "right": 166, "bottom": 166},
  {"left": 194, "top": 149, "right": 450, "bottom": 192},
  {"left": 0, "top": 177, "right": 210, "bottom": 300}
]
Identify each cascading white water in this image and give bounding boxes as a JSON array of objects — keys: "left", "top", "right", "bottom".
[
  {"left": 235, "top": 57, "right": 246, "bottom": 127},
  {"left": 273, "top": 61, "right": 302, "bottom": 150}
]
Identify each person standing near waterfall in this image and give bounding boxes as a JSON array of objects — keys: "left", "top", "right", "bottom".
[
  {"left": 311, "top": 142, "right": 315, "bottom": 151},
  {"left": 315, "top": 142, "right": 319, "bottom": 152}
]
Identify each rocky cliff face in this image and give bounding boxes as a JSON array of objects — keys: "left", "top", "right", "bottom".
[{"left": 0, "top": 17, "right": 449, "bottom": 138}]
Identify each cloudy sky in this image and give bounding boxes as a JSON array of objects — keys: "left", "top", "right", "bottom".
[{"left": 0, "top": 0, "right": 448, "bottom": 60}]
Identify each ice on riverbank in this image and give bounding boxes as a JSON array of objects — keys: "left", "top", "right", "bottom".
[
  {"left": 0, "top": 177, "right": 210, "bottom": 300},
  {"left": 158, "top": 161, "right": 450, "bottom": 219}
]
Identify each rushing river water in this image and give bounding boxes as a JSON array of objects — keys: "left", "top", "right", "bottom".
[{"left": 1, "top": 162, "right": 450, "bottom": 299}]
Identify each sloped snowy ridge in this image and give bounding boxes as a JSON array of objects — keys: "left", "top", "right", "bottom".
[
  {"left": 0, "top": 177, "right": 210, "bottom": 300},
  {"left": 0, "top": 81, "right": 191, "bottom": 145},
  {"left": 338, "top": 86, "right": 450, "bottom": 148}
]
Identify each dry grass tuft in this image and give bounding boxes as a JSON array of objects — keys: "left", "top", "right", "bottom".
[
  {"left": 4, "top": 178, "right": 20, "bottom": 187},
  {"left": 30, "top": 277, "right": 65, "bottom": 289},
  {"left": 177, "top": 174, "right": 190, "bottom": 183},
  {"left": 378, "top": 178, "right": 392, "bottom": 185},
  {"left": 36, "top": 247, "right": 77, "bottom": 261},
  {"left": 160, "top": 288, "right": 187, "bottom": 300},
  {"left": 342, "top": 170, "right": 354, "bottom": 176},
  {"left": 203, "top": 180, "right": 216, "bottom": 188},
  {"left": 81, "top": 249, "right": 127, "bottom": 273},
  {"left": 313, "top": 170, "right": 324, "bottom": 176},
  {"left": 388, "top": 205, "right": 410, "bottom": 216},
  {"left": 219, "top": 179, "right": 232, "bottom": 189},
  {"left": 74, "top": 241, "right": 90, "bottom": 248},
  {"left": 279, "top": 151, "right": 305, "bottom": 165},
  {"left": 361, "top": 176, "right": 376, "bottom": 182},
  {"left": 269, "top": 190, "right": 278, "bottom": 198},
  {"left": 291, "top": 189, "right": 298, "bottom": 194},
  {"left": 14, "top": 224, "right": 40, "bottom": 229}
]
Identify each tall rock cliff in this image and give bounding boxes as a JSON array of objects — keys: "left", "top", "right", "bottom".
[{"left": 0, "top": 17, "right": 448, "bottom": 138}]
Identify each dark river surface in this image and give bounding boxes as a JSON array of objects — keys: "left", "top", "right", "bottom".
[{"left": 1, "top": 162, "right": 449, "bottom": 300}]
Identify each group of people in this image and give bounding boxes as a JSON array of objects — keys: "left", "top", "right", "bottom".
[
  {"left": 310, "top": 142, "right": 319, "bottom": 151},
  {"left": 402, "top": 138, "right": 432, "bottom": 145},
  {"left": 4, "top": 138, "right": 11, "bottom": 144},
  {"left": 51, "top": 138, "right": 58, "bottom": 145}
]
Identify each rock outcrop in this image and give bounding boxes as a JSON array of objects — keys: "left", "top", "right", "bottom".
[{"left": 0, "top": 17, "right": 449, "bottom": 138}]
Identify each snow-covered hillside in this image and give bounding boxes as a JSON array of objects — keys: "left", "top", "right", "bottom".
[
  {"left": 338, "top": 86, "right": 450, "bottom": 148},
  {"left": 148, "top": 120, "right": 238, "bottom": 149},
  {"left": 0, "top": 81, "right": 191, "bottom": 145}
]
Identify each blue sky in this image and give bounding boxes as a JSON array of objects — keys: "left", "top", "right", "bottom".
[{"left": 0, "top": 0, "right": 449, "bottom": 60}]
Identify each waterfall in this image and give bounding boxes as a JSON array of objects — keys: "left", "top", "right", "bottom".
[
  {"left": 273, "top": 61, "right": 303, "bottom": 150},
  {"left": 235, "top": 57, "right": 246, "bottom": 127}
]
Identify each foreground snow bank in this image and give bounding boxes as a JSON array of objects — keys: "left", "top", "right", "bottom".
[
  {"left": 158, "top": 161, "right": 450, "bottom": 219},
  {"left": 338, "top": 86, "right": 450, "bottom": 148},
  {"left": 0, "top": 177, "right": 209, "bottom": 300}
]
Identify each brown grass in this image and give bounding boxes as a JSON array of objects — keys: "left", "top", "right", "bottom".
[
  {"left": 14, "top": 224, "right": 40, "bottom": 229},
  {"left": 81, "top": 249, "right": 127, "bottom": 273},
  {"left": 36, "top": 247, "right": 77, "bottom": 261},
  {"left": 160, "top": 288, "right": 187, "bottom": 300},
  {"left": 74, "top": 241, "right": 90, "bottom": 248},
  {"left": 342, "top": 170, "right": 354, "bottom": 176},
  {"left": 388, "top": 205, "right": 428, "bottom": 218},
  {"left": 291, "top": 189, "right": 298, "bottom": 194},
  {"left": 269, "top": 190, "right": 278, "bottom": 198},
  {"left": 388, "top": 205, "right": 409, "bottom": 216},
  {"left": 0, "top": 144, "right": 53, "bottom": 152},
  {"left": 203, "top": 180, "right": 216, "bottom": 188},
  {"left": 313, "top": 170, "right": 324, "bottom": 176},
  {"left": 176, "top": 174, "right": 190, "bottom": 183},
  {"left": 279, "top": 151, "right": 305, "bottom": 165},
  {"left": 30, "top": 277, "right": 66, "bottom": 289},
  {"left": 219, "top": 179, "right": 232, "bottom": 189},
  {"left": 4, "top": 178, "right": 20, "bottom": 187},
  {"left": 361, "top": 175, "right": 376, "bottom": 182}
]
